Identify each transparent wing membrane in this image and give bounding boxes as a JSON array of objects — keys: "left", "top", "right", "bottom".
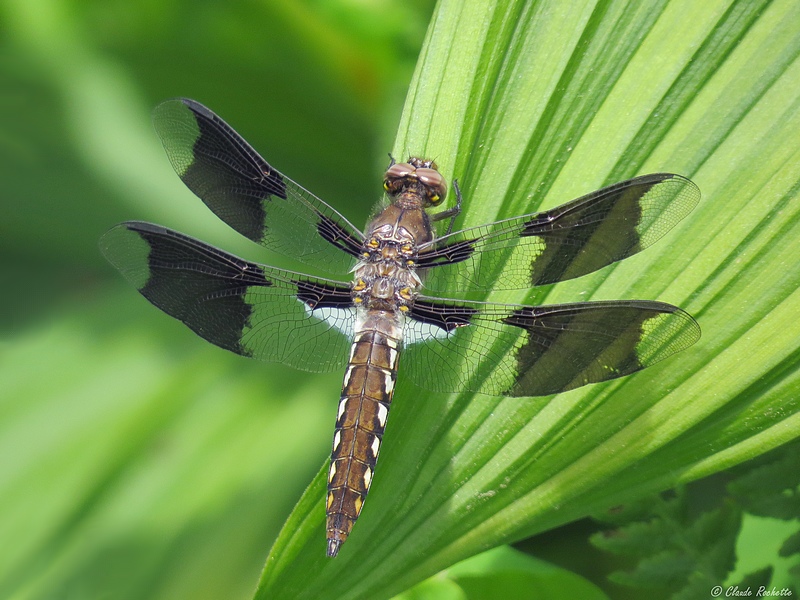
[{"left": 153, "top": 99, "right": 364, "bottom": 276}]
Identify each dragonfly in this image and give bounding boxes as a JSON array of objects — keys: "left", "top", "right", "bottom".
[{"left": 100, "top": 98, "right": 701, "bottom": 558}]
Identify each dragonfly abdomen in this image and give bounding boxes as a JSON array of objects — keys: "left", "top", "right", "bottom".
[{"left": 326, "top": 316, "right": 400, "bottom": 557}]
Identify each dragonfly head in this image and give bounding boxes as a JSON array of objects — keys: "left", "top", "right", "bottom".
[{"left": 383, "top": 157, "right": 448, "bottom": 207}]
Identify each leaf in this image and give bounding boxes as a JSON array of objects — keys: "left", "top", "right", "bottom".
[
  {"left": 394, "top": 546, "right": 609, "bottom": 600},
  {"left": 591, "top": 488, "right": 740, "bottom": 596},
  {"left": 734, "top": 568, "right": 774, "bottom": 596},
  {"left": 728, "top": 444, "right": 800, "bottom": 520},
  {"left": 782, "top": 531, "right": 800, "bottom": 559},
  {"left": 258, "top": 0, "right": 800, "bottom": 598},
  {"left": 726, "top": 442, "right": 800, "bottom": 591},
  {"left": 728, "top": 514, "right": 799, "bottom": 594},
  {"left": 585, "top": 442, "right": 800, "bottom": 596}
]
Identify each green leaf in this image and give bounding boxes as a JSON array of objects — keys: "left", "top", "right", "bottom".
[
  {"left": 591, "top": 489, "right": 740, "bottom": 595},
  {"left": 726, "top": 443, "right": 800, "bottom": 591},
  {"left": 728, "top": 514, "right": 799, "bottom": 593},
  {"left": 782, "top": 531, "right": 800, "bottom": 559},
  {"left": 735, "top": 568, "right": 775, "bottom": 593},
  {"left": 394, "top": 546, "right": 609, "bottom": 600},
  {"left": 586, "top": 443, "right": 800, "bottom": 596},
  {"left": 259, "top": 0, "right": 800, "bottom": 597},
  {"left": 728, "top": 444, "right": 800, "bottom": 520}
]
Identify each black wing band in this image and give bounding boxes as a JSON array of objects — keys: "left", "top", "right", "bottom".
[
  {"left": 417, "top": 174, "right": 700, "bottom": 292},
  {"left": 100, "top": 221, "right": 356, "bottom": 373},
  {"left": 403, "top": 296, "right": 699, "bottom": 397},
  {"left": 500, "top": 301, "right": 698, "bottom": 396},
  {"left": 153, "top": 99, "right": 364, "bottom": 274}
]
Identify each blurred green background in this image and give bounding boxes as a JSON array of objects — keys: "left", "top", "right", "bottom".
[{"left": 0, "top": 1, "right": 434, "bottom": 598}]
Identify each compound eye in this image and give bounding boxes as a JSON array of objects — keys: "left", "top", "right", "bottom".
[
  {"left": 384, "top": 162, "right": 415, "bottom": 195},
  {"left": 385, "top": 162, "right": 414, "bottom": 180},
  {"left": 415, "top": 168, "right": 447, "bottom": 205}
]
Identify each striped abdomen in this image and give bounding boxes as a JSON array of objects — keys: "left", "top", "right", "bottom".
[{"left": 326, "top": 318, "right": 399, "bottom": 557}]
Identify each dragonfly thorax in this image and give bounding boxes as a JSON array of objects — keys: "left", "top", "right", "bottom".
[
  {"left": 354, "top": 200, "right": 432, "bottom": 312},
  {"left": 352, "top": 260, "right": 421, "bottom": 311}
]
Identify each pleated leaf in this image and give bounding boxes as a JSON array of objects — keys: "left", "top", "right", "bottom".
[{"left": 257, "top": 0, "right": 800, "bottom": 598}]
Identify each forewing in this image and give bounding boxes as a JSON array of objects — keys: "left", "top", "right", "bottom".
[
  {"left": 152, "top": 99, "right": 364, "bottom": 275},
  {"left": 100, "top": 221, "right": 356, "bottom": 373},
  {"left": 418, "top": 174, "right": 700, "bottom": 292},
  {"left": 403, "top": 297, "right": 700, "bottom": 397}
]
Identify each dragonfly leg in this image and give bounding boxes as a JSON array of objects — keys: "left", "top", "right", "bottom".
[{"left": 431, "top": 178, "right": 462, "bottom": 235}]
